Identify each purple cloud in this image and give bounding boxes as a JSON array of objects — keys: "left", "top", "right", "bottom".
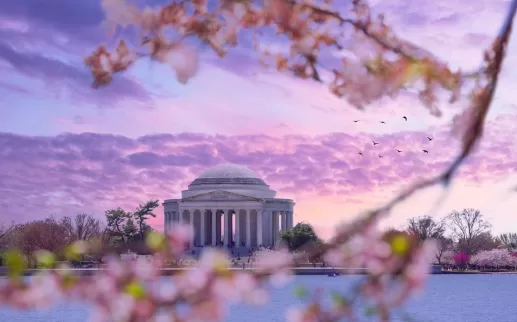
[
  {"left": 0, "top": 0, "right": 103, "bottom": 39},
  {"left": 1, "top": 114, "right": 516, "bottom": 226},
  {"left": 0, "top": 42, "right": 153, "bottom": 106}
]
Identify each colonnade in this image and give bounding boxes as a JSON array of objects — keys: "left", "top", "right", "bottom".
[{"left": 164, "top": 208, "right": 294, "bottom": 247}]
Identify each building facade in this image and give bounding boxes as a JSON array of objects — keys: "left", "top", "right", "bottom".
[{"left": 163, "top": 164, "right": 295, "bottom": 247}]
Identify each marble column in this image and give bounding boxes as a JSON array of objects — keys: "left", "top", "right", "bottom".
[
  {"left": 257, "top": 210, "right": 263, "bottom": 246},
  {"left": 235, "top": 210, "right": 240, "bottom": 247},
  {"left": 229, "top": 211, "right": 233, "bottom": 246},
  {"left": 224, "top": 210, "right": 230, "bottom": 246},
  {"left": 200, "top": 209, "right": 206, "bottom": 246},
  {"left": 271, "top": 211, "right": 276, "bottom": 245},
  {"left": 266, "top": 210, "right": 272, "bottom": 246},
  {"left": 275, "top": 211, "right": 280, "bottom": 245},
  {"left": 281, "top": 212, "right": 287, "bottom": 232},
  {"left": 187, "top": 210, "right": 193, "bottom": 248},
  {"left": 289, "top": 211, "right": 294, "bottom": 229},
  {"left": 211, "top": 210, "right": 217, "bottom": 246},
  {"left": 246, "top": 209, "right": 251, "bottom": 247}
]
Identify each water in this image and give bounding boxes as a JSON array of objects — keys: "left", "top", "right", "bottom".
[{"left": 1, "top": 275, "right": 517, "bottom": 321}]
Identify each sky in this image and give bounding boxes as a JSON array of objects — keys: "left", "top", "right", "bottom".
[{"left": 1, "top": 0, "right": 517, "bottom": 239}]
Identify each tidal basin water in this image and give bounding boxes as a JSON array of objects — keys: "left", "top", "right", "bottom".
[{"left": 2, "top": 274, "right": 517, "bottom": 322}]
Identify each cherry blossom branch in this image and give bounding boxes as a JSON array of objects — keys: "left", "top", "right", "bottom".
[{"left": 305, "top": 0, "right": 517, "bottom": 262}]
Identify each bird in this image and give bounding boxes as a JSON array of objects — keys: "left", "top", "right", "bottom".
[
  {"left": 423, "top": 150, "right": 429, "bottom": 153},
  {"left": 396, "top": 149, "right": 402, "bottom": 153},
  {"left": 358, "top": 152, "right": 363, "bottom": 156},
  {"left": 353, "top": 120, "right": 360, "bottom": 123},
  {"left": 380, "top": 121, "right": 386, "bottom": 124},
  {"left": 372, "top": 141, "right": 379, "bottom": 145},
  {"left": 378, "top": 154, "right": 383, "bottom": 158},
  {"left": 427, "top": 137, "right": 433, "bottom": 141},
  {"left": 403, "top": 116, "right": 407, "bottom": 121}
]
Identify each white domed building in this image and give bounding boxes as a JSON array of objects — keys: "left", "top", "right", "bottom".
[{"left": 163, "top": 164, "right": 295, "bottom": 248}]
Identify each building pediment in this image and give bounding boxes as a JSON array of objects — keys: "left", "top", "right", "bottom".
[{"left": 182, "top": 190, "right": 261, "bottom": 202}]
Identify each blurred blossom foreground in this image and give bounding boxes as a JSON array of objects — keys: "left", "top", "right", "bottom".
[{"left": 0, "top": 221, "right": 439, "bottom": 322}]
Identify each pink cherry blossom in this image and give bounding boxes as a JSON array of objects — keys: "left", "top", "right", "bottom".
[
  {"left": 403, "top": 239, "right": 437, "bottom": 293},
  {"left": 166, "top": 224, "right": 194, "bottom": 255}
]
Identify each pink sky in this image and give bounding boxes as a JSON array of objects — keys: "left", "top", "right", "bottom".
[{"left": 1, "top": 0, "right": 517, "bottom": 239}]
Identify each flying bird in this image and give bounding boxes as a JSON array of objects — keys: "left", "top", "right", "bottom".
[
  {"left": 396, "top": 149, "right": 402, "bottom": 153},
  {"left": 423, "top": 150, "right": 429, "bottom": 153},
  {"left": 378, "top": 155, "right": 383, "bottom": 158},
  {"left": 380, "top": 121, "right": 386, "bottom": 124},
  {"left": 427, "top": 137, "right": 433, "bottom": 141},
  {"left": 403, "top": 116, "right": 407, "bottom": 121},
  {"left": 358, "top": 152, "right": 363, "bottom": 156},
  {"left": 353, "top": 120, "right": 360, "bottom": 123},
  {"left": 372, "top": 141, "right": 379, "bottom": 145}
]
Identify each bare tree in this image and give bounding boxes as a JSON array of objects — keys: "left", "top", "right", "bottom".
[
  {"left": 61, "top": 214, "right": 101, "bottom": 242},
  {"left": 5, "top": 218, "right": 68, "bottom": 267},
  {"left": 435, "top": 237, "right": 453, "bottom": 265},
  {"left": 25, "top": 218, "right": 69, "bottom": 252},
  {"left": 497, "top": 233, "right": 517, "bottom": 249},
  {"left": 406, "top": 215, "right": 446, "bottom": 242},
  {"left": 0, "top": 222, "right": 14, "bottom": 248},
  {"left": 457, "top": 232, "right": 499, "bottom": 254},
  {"left": 446, "top": 208, "right": 491, "bottom": 255}
]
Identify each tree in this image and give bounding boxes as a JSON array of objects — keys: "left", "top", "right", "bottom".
[
  {"left": 8, "top": 218, "right": 69, "bottom": 267},
  {"left": 105, "top": 208, "right": 132, "bottom": 245},
  {"left": 435, "top": 237, "right": 454, "bottom": 265},
  {"left": 453, "top": 252, "right": 470, "bottom": 269},
  {"left": 280, "top": 222, "right": 321, "bottom": 251},
  {"left": 497, "top": 233, "right": 517, "bottom": 249},
  {"left": 0, "top": 223, "right": 13, "bottom": 249},
  {"left": 124, "top": 217, "right": 138, "bottom": 241},
  {"left": 60, "top": 214, "right": 101, "bottom": 242},
  {"left": 133, "top": 200, "right": 159, "bottom": 241},
  {"left": 456, "top": 231, "right": 499, "bottom": 254},
  {"left": 446, "top": 209, "right": 491, "bottom": 255},
  {"left": 470, "top": 249, "right": 517, "bottom": 269},
  {"left": 406, "top": 215, "right": 446, "bottom": 242}
]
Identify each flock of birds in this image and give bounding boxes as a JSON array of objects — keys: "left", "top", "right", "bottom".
[{"left": 354, "top": 116, "right": 433, "bottom": 158}]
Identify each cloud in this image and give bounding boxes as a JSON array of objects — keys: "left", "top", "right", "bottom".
[
  {"left": 0, "top": 42, "right": 153, "bottom": 106},
  {"left": 1, "top": 114, "right": 516, "bottom": 229},
  {"left": 0, "top": 0, "right": 104, "bottom": 39}
]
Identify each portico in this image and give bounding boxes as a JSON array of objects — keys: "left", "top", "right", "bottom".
[{"left": 163, "top": 164, "right": 295, "bottom": 247}]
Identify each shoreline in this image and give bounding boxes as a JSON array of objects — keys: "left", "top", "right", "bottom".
[
  {"left": 0, "top": 267, "right": 438, "bottom": 276},
  {"left": 2, "top": 267, "right": 516, "bottom": 277},
  {"left": 2, "top": 267, "right": 368, "bottom": 277}
]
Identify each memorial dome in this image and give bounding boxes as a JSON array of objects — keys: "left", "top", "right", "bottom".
[{"left": 189, "top": 163, "right": 267, "bottom": 186}]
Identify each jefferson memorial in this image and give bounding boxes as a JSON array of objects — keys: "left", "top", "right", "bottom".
[{"left": 163, "top": 164, "right": 295, "bottom": 248}]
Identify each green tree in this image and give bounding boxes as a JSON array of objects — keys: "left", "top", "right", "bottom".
[
  {"left": 133, "top": 200, "right": 159, "bottom": 241},
  {"left": 280, "top": 222, "right": 321, "bottom": 252},
  {"left": 124, "top": 217, "right": 138, "bottom": 242},
  {"left": 105, "top": 208, "right": 132, "bottom": 245}
]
